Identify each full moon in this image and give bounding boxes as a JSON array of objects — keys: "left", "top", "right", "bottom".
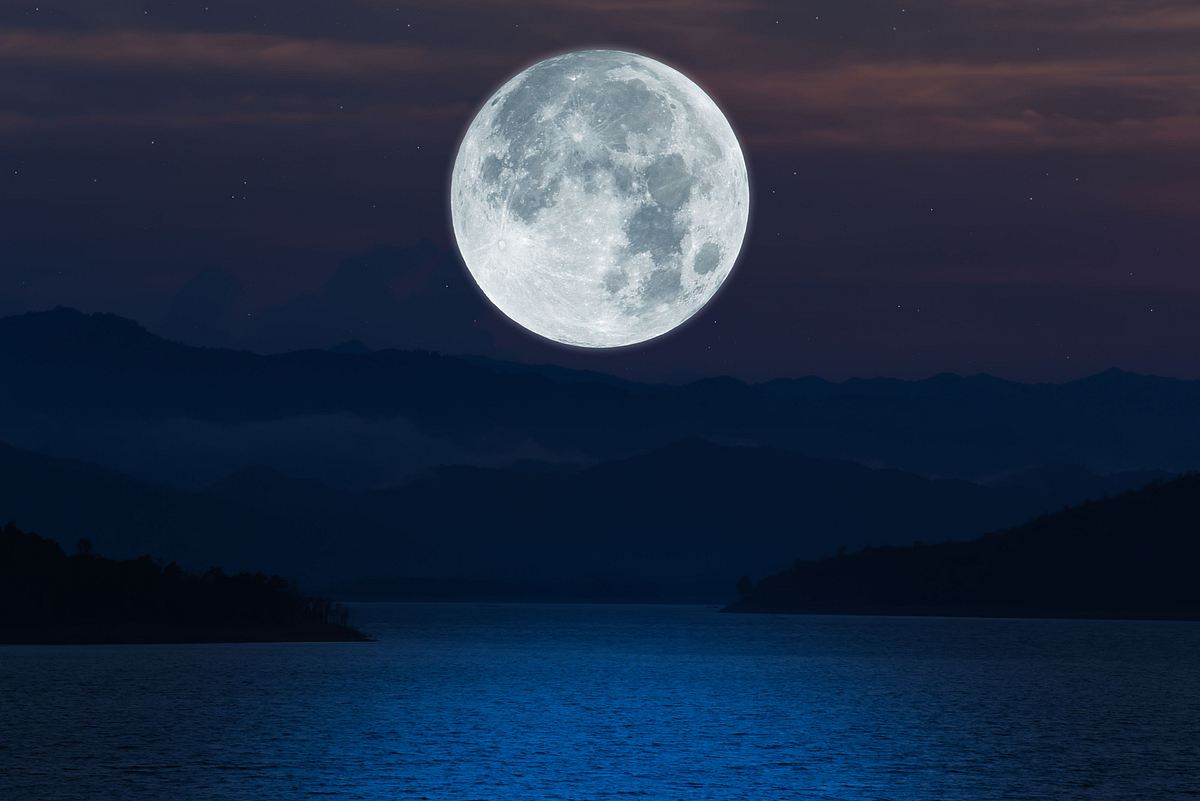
[{"left": 451, "top": 50, "right": 750, "bottom": 348}]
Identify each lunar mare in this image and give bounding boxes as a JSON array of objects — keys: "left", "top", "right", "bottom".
[{"left": 451, "top": 50, "right": 750, "bottom": 348}]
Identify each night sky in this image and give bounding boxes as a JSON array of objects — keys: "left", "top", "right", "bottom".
[{"left": 2, "top": 0, "right": 1198, "bottom": 381}]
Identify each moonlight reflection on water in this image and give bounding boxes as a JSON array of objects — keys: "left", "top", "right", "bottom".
[{"left": 2, "top": 604, "right": 1198, "bottom": 800}]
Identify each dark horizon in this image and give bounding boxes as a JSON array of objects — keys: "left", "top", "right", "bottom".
[{"left": 2, "top": 304, "right": 1194, "bottom": 389}]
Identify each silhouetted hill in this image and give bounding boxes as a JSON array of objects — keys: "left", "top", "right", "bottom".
[
  {"left": 0, "top": 438, "right": 1161, "bottom": 601},
  {"left": 726, "top": 476, "right": 1200, "bottom": 620},
  {"left": 215, "top": 440, "right": 1164, "bottom": 599},
  {"left": 0, "top": 442, "right": 355, "bottom": 584},
  {"left": 0, "top": 523, "right": 366, "bottom": 643},
  {"left": 4, "top": 309, "right": 1200, "bottom": 486}
]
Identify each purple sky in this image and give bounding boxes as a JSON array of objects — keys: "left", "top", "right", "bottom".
[{"left": 2, "top": 0, "right": 1198, "bottom": 381}]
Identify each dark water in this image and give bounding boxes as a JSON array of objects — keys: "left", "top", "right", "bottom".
[{"left": 2, "top": 604, "right": 1199, "bottom": 800}]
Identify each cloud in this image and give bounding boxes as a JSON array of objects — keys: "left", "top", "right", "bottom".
[
  {"left": 0, "top": 103, "right": 466, "bottom": 134},
  {"left": 719, "top": 56, "right": 1200, "bottom": 152},
  {"left": 0, "top": 27, "right": 483, "bottom": 133},
  {"left": 951, "top": 0, "right": 1200, "bottom": 32},
  {"left": 4, "top": 0, "right": 1198, "bottom": 153},
  {"left": 0, "top": 29, "right": 432, "bottom": 76},
  {"left": 1079, "top": 7, "right": 1200, "bottom": 31}
]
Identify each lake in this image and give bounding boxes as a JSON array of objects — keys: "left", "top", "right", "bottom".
[{"left": 2, "top": 603, "right": 1198, "bottom": 800}]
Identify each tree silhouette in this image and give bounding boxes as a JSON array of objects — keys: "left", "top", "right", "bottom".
[{"left": 0, "top": 524, "right": 367, "bottom": 643}]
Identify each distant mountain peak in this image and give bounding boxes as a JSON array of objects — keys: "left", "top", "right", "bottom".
[{"left": 1071, "top": 367, "right": 1163, "bottom": 384}]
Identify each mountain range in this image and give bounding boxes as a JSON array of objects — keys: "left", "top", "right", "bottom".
[
  {"left": 1, "top": 308, "right": 1191, "bottom": 599},
  {"left": 4, "top": 308, "right": 1200, "bottom": 487}
]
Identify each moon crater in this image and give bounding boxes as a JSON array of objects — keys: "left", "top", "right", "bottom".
[{"left": 451, "top": 49, "right": 750, "bottom": 348}]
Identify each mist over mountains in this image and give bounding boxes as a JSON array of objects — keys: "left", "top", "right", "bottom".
[
  {"left": 1, "top": 308, "right": 1193, "bottom": 599},
  {"left": 6, "top": 308, "right": 1200, "bottom": 481}
]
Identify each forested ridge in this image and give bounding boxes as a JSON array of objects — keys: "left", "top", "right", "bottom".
[
  {"left": 0, "top": 523, "right": 367, "bottom": 643},
  {"left": 728, "top": 475, "right": 1200, "bottom": 620}
]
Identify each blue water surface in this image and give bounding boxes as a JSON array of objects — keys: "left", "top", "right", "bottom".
[{"left": 2, "top": 603, "right": 1198, "bottom": 800}]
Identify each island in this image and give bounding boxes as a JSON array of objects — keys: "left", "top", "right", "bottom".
[
  {"left": 726, "top": 474, "right": 1200, "bottom": 621},
  {"left": 0, "top": 523, "right": 369, "bottom": 644}
]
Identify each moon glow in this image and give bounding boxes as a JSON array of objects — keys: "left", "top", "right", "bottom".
[{"left": 451, "top": 50, "right": 750, "bottom": 348}]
